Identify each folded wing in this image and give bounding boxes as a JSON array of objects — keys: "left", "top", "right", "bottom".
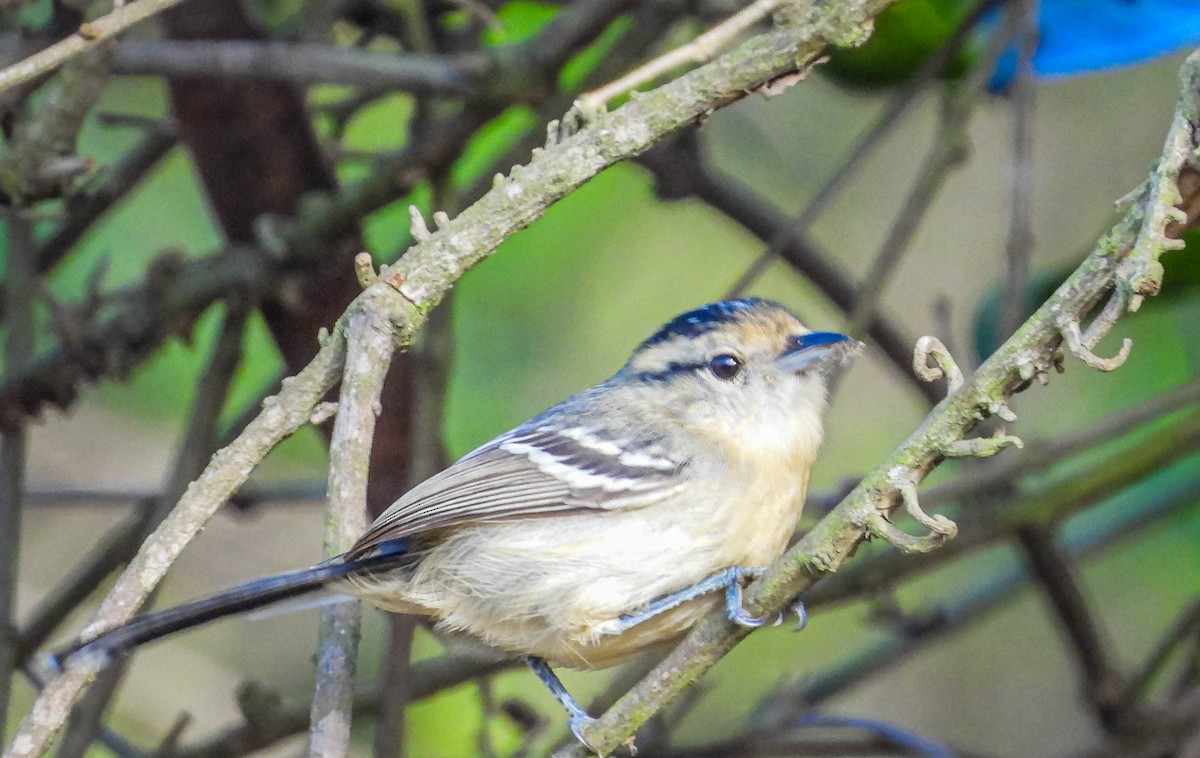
[{"left": 348, "top": 424, "right": 685, "bottom": 558}]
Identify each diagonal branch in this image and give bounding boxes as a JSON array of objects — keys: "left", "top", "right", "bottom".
[
  {"left": 1016, "top": 526, "right": 1125, "bottom": 730},
  {"left": 758, "top": 478, "right": 1198, "bottom": 720},
  {"left": 558, "top": 49, "right": 1200, "bottom": 757},
  {"left": 0, "top": 0, "right": 187, "bottom": 94}
]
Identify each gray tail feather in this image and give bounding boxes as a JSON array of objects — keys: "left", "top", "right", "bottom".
[{"left": 54, "top": 552, "right": 410, "bottom": 665}]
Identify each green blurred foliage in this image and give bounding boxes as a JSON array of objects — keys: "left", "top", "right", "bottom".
[
  {"left": 821, "top": 0, "right": 975, "bottom": 88},
  {"left": 483, "top": 1, "right": 559, "bottom": 46}
]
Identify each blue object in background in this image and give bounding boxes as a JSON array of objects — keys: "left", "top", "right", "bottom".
[{"left": 991, "top": 0, "right": 1200, "bottom": 89}]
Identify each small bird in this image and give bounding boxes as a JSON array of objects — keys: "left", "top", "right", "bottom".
[{"left": 56, "top": 298, "right": 859, "bottom": 746}]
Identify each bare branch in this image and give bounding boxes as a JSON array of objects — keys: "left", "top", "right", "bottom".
[
  {"left": 54, "top": 306, "right": 249, "bottom": 758},
  {"left": 4, "top": 327, "right": 348, "bottom": 757},
  {"left": 575, "top": 0, "right": 784, "bottom": 115},
  {"left": 1017, "top": 526, "right": 1125, "bottom": 730},
  {"left": 1124, "top": 600, "right": 1200, "bottom": 705},
  {"left": 309, "top": 298, "right": 397, "bottom": 755},
  {"left": 999, "top": 0, "right": 1038, "bottom": 339},
  {"left": 14, "top": 504, "right": 154, "bottom": 662},
  {"left": 35, "top": 119, "right": 177, "bottom": 268},
  {"left": 0, "top": 248, "right": 273, "bottom": 431},
  {"left": 724, "top": 0, "right": 1003, "bottom": 295},
  {"left": 0, "top": 0, "right": 186, "bottom": 94},
  {"left": 108, "top": 39, "right": 478, "bottom": 92},
  {"left": 0, "top": 47, "right": 111, "bottom": 204},
  {"left": 807, "top": 406, "right": 1200, "bottom": 611}
]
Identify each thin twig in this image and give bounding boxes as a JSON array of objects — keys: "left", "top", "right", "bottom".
[
  {"left": 1124, "top": 600, "right": 1200, "bottom": 705},
  {"left": 575, "top": 0, "right": 781, "bottom": 114},
  {"left": 174, "top": 652, "right": 513, "bottom": 758},
  {"left": 4, "top": 326, "right": 348, "bottom": 757},
  {"left": 923, "top": 378, "right": 1200, "bottom": 507},
  {"left": 0, "top": 0, "right": 189, "bottom": 94},
  {"left": 16, "top": 505, "right": 155, "bottom": 662},
  {"left": 849, "top": 17, "right": 1007, "bottom": 334},
  {"left": 0, "top": 210, "right": 35, "bottom": 745},
  {"left": 724, "top": 0, "right": 1002, "bottom": 296},
  {"left": 807, "top": 406, "right": 1200, "bottom": 611},
  {"left": 1000, "top": 0, "right": 1038, "bottom": 340},
  {"left": 1016, "top": 526, "right": 1125, "bottom": 731},
  {"left": 35, "top": 119, "right": 177, "bottom": 270},
  {"left": 762, "top": 479, "right": 1199, "bottom": 715},
  {"left": 375, "top": 290, "right": 454, "bottom": 758},
  {"left": 0, "top": 247, "right": 274, "bottom": 431},
  {"left": 0, "top": 45, "right": 111, "bottom": 204},
  {"left": 108, "top": 39, "right": 478, "bottom": 93},
  {"left": 21, "top": 481, "right": 327, "bottom": 509},
  {"left": 847, "top": 85, "right": 970, "bottom": 332}
]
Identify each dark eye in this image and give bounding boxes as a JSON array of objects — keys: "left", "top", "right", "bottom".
[{"left": 708, "top": 354, "right": 743, "bottom": 380}]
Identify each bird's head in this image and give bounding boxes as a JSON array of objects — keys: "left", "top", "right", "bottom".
[{"left": 618, "top": 298, "right": 861, "bottom": 462}]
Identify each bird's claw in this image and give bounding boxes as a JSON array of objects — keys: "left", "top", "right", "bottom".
[
  {"left": 726, "top": 604, "right": 771, "bottom": 628},
  {"left": 567, "top": 712, "right": 599, "bottom": 750},
  {"left": 791, "top": 598, "right": 808, "bottom": 631},
  {"left": 731, "top": 594, "right": 807, "bottom": 631}
]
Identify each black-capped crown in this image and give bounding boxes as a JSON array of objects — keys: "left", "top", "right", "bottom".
[{"left": 639, "top": 298, "right": 784, "bottom": 348}]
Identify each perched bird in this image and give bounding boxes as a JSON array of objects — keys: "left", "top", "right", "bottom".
[{"left": 56, "top": 298, "right": 859, "bottom": 746}]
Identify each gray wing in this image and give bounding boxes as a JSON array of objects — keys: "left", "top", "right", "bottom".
[{"left": 348, "top": 424, "right": 685, "bottom": 557}]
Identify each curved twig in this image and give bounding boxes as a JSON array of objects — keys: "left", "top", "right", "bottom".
[
  {"left": 1060, "top": 315, "right": 1132, "bottom": 372},
  {"left": 913, "top": 336, "right": 964, "bottom": 394}
]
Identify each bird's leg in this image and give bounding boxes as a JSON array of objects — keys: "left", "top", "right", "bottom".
[
  {"left": 525, "top": 656, "right": 596, "bottom": 746},
  {"left": 604, "top": 566, "right": 784, "bottom": 633}
]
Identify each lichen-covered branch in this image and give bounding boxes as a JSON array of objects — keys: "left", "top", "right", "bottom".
[
  {"left": 558, "top": 49, "right": 1200, "bottom": 757},
  {"left": 807, "top": 404, "right": 1200, "bottom": 611}
]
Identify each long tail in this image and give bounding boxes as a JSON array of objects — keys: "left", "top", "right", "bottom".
[{"left": 55, "top": 551, "right": 411, "bottom": 665}]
